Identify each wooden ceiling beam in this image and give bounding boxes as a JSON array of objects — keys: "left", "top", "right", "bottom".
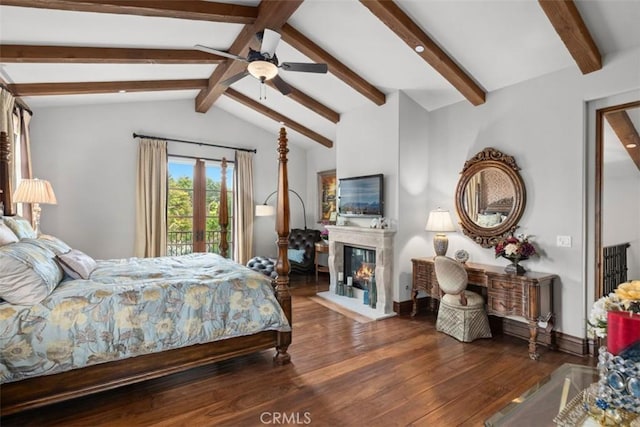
[
  {"left": 1, "top": 0, "right": 258, "bottom": 24},
  {"left": 280, "top": 24, "right": 385, "bottom": 106},
  {"left": 8, "top": 79, "right": 208, "bottom": 96},
  {"left": 0, "top": 45, "right": 225, "bottom": 64},
  {"left": 267, "top": 79, "right": 340, "bottom": 124},
  {"left": 538, "top": 0, "right": 602, "bottom": 74},
  {"left": 195, "top": 1, "right": 303, "bottom": 113},
  {"left": 225, "top": 88, "right": 333, "bottom": 148},
  {"left": 605, "top": 110, "right": 640, "bottom": 171},
  {"left": 359, "top": 0, "right": 485, "bottom": 106}
]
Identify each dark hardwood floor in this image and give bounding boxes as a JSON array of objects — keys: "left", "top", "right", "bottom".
[{"left": 2, "top": 274, "right": 592, "bottom": 426}]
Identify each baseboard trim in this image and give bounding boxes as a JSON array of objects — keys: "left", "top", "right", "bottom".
[{"left": 395, "top": 297, "right": 590, "bottom": 356}]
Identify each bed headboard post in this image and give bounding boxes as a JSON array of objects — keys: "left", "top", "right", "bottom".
[
  {"left": 274, "top": 127, "right": 291, "bottom": 365},
  {"left": 219, "top": 157, "right": 229, "bottom": 258},
  {"left": 0, "top": 131, "right": 15, "bottom": 215}
]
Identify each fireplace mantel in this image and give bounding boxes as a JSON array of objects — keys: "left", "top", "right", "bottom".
[{"left": 319, "top": 225, "right": 396, "bottom": 319}]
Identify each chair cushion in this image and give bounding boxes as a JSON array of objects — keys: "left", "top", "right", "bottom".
[
  {"left": 288, "top": 228, "right": 321, "bottom": 273},
  {"left": 441, "top": 290, "right": 485, "bottom": 308}
]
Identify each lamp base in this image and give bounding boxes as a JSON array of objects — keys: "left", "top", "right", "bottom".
[
  {"left": 32, "top": 203, "right": 42, "bottom": 236},
  {"left": 433, "top": 234, "right": 449, "bottom": 257}
]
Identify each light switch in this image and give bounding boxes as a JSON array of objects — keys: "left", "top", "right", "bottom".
[{"left": 557, "top": 235, "right": 572, "bottom": 248}]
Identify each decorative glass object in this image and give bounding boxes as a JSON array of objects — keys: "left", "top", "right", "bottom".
[
  {"left": 363, "top": 281, "right": 369, "bottom": 305},
  {"left": 595, "top": 347, "right": 640, "bottom": 416},
  {"left": 369, "top": 273, "right": 377, "bottom": 309}
]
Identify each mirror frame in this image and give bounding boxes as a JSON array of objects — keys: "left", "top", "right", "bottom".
[{"left": 455, "top": 147, "right": 526, "bottom": 248}]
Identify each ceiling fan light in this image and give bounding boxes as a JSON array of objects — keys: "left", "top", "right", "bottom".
[{"left": 248, "top": 61, "right": 278, "bottom": 81}]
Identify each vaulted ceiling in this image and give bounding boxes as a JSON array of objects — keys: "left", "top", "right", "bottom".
[{"left": 1, "top": 0, "right": 639, "bottom": 149}]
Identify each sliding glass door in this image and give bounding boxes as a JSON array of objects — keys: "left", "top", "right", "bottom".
[{"left": 167, "top": 157, "right": 233, "bottom": 256}]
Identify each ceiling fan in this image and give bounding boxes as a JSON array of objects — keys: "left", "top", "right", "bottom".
[{"left": 195, "top": 29, "right": 328, "bottom": 96}]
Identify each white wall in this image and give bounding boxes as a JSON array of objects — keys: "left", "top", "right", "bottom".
[
  {"left": 397, "top": 92, "right": 431, "bottom": 302},
  {"left": 29, "top": 99, "right": 308, "bottom": 260},
  {"left": 397, "top": 48, "right": 640, "bottom": 337},
  {"left": 336, "top": 92, "right": 400, "bottom": 230}
]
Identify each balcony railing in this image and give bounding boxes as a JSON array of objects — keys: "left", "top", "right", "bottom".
[{"left": 167, "top": 230, "right": 233, "bottom": 256}]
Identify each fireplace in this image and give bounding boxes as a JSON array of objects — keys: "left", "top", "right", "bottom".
[
  {"left": 344, "top": 245, "right": 375, "bottom": 290},
  {"left": 317, "top": 225, "right": 396, "bottom": 320}
]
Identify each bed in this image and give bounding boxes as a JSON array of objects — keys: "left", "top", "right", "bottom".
[{"left": 0, "top": 127, "right": 295, "bottom": 415}]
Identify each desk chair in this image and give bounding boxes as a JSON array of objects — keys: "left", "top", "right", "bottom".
[{"left": 434, "top": 256, "right": 492, "bottom": 342}]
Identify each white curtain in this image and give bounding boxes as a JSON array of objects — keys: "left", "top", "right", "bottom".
[
  {"left": 466, "top": 173, "right": 482, "bottom": 222},
  {"left": 0, "top": 88, "right": 14, "bottom": 136},
  {"left": 1, "top": 88, "right": 16, "bottom": 211},
  {"left": 18, "top": 109, "right": 33, "bottom": 223},
  {"left": 134, "top": 138, "right": 167, "bottom": 258},
  {"left": 233, "top": 151, "right": 254, "bottom": 264}
]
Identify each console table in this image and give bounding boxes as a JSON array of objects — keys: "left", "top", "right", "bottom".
[
  {"left": 411, "top": 258, "right": 556, "bottom": 360},
  {"left": 315, "top": 241, "right": 329, "bottom": 282}
]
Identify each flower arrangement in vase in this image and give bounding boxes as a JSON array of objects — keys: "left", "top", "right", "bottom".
[
  {"left": 494, "top": 232, "right": 537, "bottom": 274},
  {"left": 320, "top": 221, "right": 329, "bottom": 241},
  {"left": 585, "top": 280, "right": 640, "bottom": 422}
]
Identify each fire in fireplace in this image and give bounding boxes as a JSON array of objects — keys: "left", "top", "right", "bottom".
[{"left": 344, "top": 245, "right": 376, "bottom": 290}]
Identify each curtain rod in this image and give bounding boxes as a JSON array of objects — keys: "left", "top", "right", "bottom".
[
  {"left": 1, "top": 84, "right": 34, "bottom": 115},
  {"left": 168, "top": 153, "right": 234, "bottom": 164},
  {"left": 133, "top": 132, "right": 256, "bottom": 153}
]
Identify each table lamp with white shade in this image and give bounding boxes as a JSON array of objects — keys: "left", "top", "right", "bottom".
[
  {"left": 425, "top": 208, "right": 456, "bottom": 256},
  {"left": 13, "top": 178, "right": 57, "bottom": 235}
]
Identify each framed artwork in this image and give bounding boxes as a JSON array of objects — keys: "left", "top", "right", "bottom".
[{"left": 317, "top": 169, "right": 337, "bottom": 223}]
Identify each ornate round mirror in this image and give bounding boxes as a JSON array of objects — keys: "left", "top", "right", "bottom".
[{"left": 455, "top": 147, "right": 526, "bottom": 248}]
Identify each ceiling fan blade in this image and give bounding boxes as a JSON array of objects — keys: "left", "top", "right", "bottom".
[
  {"left": 194, "top": 45, "right": 248, "bottom": 62},
  {"left": 280, "top": 62, "right": 328, "bottom": 73},
  {"left": 221, "top": 70, "right": 249, "bottom": 86},
  {"left": 271, "top": 75, "right": 292, "bottom": 95},
  {"left": 260, "top": 29, "right": 281, "bottom": 57}
]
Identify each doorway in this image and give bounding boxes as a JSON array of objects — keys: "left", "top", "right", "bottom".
[{"left": 167, "top": 157, "right": 234, "bottom": 255}]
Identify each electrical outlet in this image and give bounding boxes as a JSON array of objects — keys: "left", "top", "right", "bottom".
[
  {"left": 557, "top": 235, "right": 572, "bottom": 248},
  {"left": 405, "top": 285, "right": 409, "bottom": 290}
]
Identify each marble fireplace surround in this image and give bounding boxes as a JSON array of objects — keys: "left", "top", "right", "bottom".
[{"left": 317, "top": 225, "right": 396, "bottom": 320}]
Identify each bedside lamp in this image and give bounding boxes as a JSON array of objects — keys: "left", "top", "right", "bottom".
[
  {"left": 425, "top": 208, "right": 456, "bottom": 256},
  {"left": 13, "top": 178, "right": 57, "bottom": 235}
]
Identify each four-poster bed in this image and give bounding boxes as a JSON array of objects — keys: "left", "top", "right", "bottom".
[{"left": 0, "top": 128, "right": 293, "bottom": 415}]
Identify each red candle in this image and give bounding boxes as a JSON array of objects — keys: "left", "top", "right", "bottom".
[{"left": 607, "top": 310, "right": 640, "bottom": 355}]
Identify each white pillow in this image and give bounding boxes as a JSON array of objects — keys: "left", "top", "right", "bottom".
[
  {"left": 3, "top": 216, "right": 36, "bottom": 239},
  {"left": 0, "top": 241, "right": 63, "bottom": 305},
  {"left": 0, "top": 223, "right": 19, "bottom": 246},
  {"left": 0, "top": 257, "right": 52, "bottom": 305},
  {"left": 476, "top": 213, "right": 501, "bottom": 227},
  {"left": 57, "top": 249, "right": 97, "bottom": 280}
]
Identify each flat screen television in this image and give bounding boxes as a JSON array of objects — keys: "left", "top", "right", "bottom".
[{"left": 338, "top": 174, "right": 384, "bottom": 217}]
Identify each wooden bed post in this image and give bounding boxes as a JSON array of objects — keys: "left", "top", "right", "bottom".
[
  {"left": 219, "top": 157, "right": 229, "bottom": 258},
  {"left": 274, "top": 127, "right": 292, "bottom": 365},
  {"left": 0, "top": 131, "right": 15, "bottom": 215}
]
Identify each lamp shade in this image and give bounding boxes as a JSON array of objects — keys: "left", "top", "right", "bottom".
[
  {"left": 425, "top": 208, "right": 455, "bottom": 232},
  {"left": 248, "top": 61, "right": 278, "bottom": 81},
  {"left": 13, "top": 179, "right": 57, "bottom": 204},
  {"left": 255, "top": 204, "right": 276, "bottom": 217}
]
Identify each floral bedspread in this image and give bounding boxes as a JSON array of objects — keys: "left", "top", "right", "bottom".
[{"left": 0, "top": 253, "right": 290, "bottom": 383}]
